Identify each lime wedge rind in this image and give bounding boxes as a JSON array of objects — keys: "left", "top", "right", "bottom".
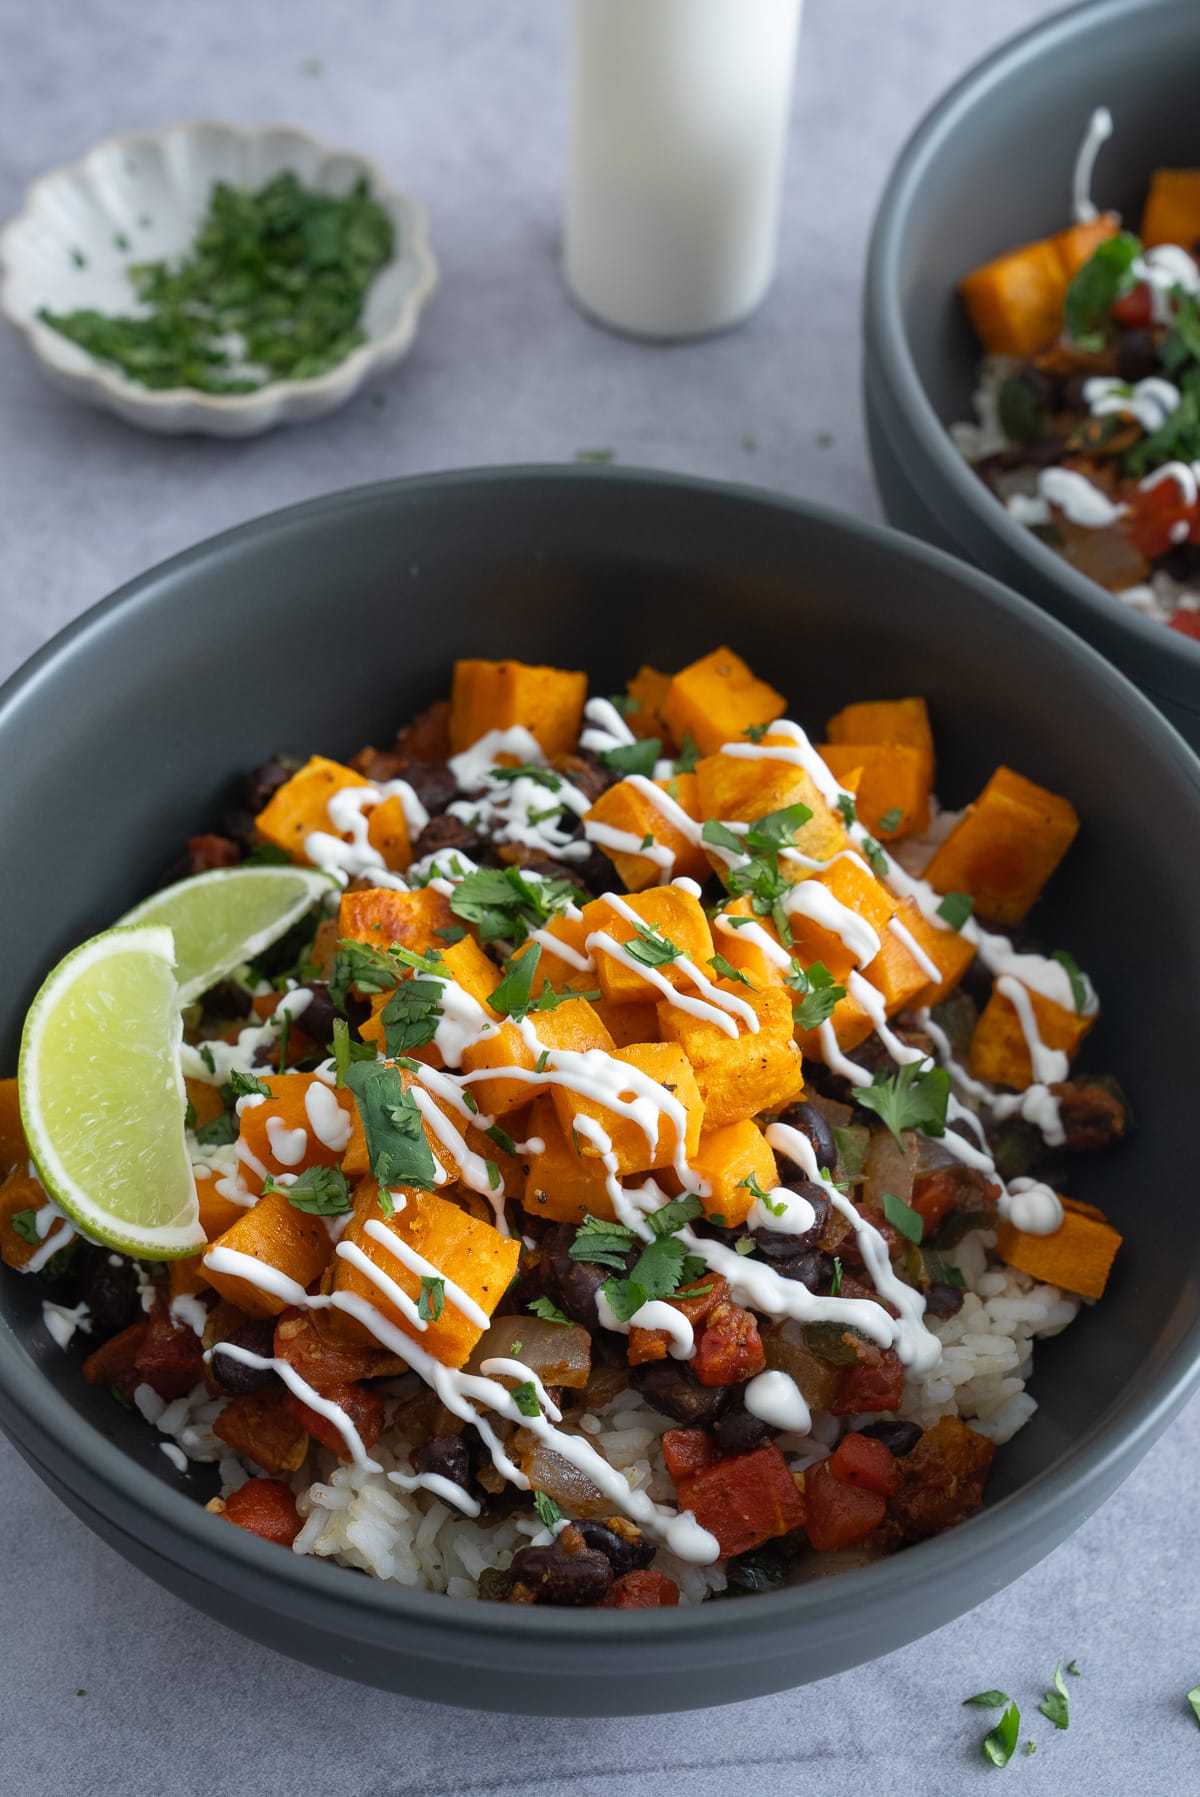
[
  {"left": 18, "top": 924, "right": 204, "bottom": 1261},
  {"left": 118, "top": 864, "right": 334, "bottom": 1004}
]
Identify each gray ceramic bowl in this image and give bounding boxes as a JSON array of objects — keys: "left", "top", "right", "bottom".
[
  {"left": 1, "top": 469, "right": 1199, "bottom": 1714},
  {"left": 864, "top": 0, "right": 1200, "bottom": 748}
]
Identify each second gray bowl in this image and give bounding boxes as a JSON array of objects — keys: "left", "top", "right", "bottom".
[{"left": 864, "top": 0, "right": 1200, "bottom": 747}]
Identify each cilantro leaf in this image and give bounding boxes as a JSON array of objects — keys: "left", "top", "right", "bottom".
[
  {"left": 708, "top": 953, "right": 754, "bottom": 988},
  {"left": 836, "top": 793, "right": 857, "bottom": 828},
  {"left": 855, "top": 1060, "right": 949, "bottom": 1147},
  {"left": 449, "top": 866, "right": 576, "bottom": 944},
  {"left": 330, "top": 1016, "right": 376, "bottom": 1086},
  {"left": 490, "top": 763, "right": 562, "bottom": 790},
  {"left": 10, "top": 1209, "right": 41, "bottom": 1246},
  {"left": 229, "top": 1069, "right": 274, "bottom": 1099},
  {"left": 328, "top": 937, "right": 406, "bottom": 1009},
  {"left": 490, "top": 945, "right": 541, "bottom": 1020},
  {"left": 267, "top": 1165, "right": 352, "bottom": 1216},
  {"left": 742, "top": 722, "right": 770, "bottom": 743},
  {"left": 184, "top": 1099, "right": 197, "bottom": 1130},
  {"left": 569, "top": 1213, "right": 638, "bottom": 1271},
  {"left": 936, "top": 891, "right": 974, "bottom": 931},
  {"left": 1038, "top": 1664, "right": 1070, "bottom": 1731},
  {"left": 1063, "top": 230, "right": 1141, "bottom": 348},
  {"left": 882, "top": 1189, "right": 924, "bottom": 1245},
  {"left": 674, "top": 734, "right": 700, "bottom": 775},
  {"left": 701, "top": 818, "right": 745, "bottom": 858},
  {"left": 646, "top": 1193, "right": 703, "bottom": 1237},
  {"left": 600, "top": 738, "right": 661, "bottom": 778},
  {"left": 533, "top": 1489, "right": 563, "bottom": 1529},
  {"left": 830, "top": 1256, "right": 843, "bottom": 1296},
  {"left": 744, "top": 803, "right": 813, "bottom": 853},
  {"left": 512, "top": 1380, "right": 541, "bottom": 1418},
  {"left": 604, "top": 1235, "right": 690, "bottom": 1321},
  {"left": 861, "top": 835, "right": 888, "bottom": 878},
  {"left": 485, "top": 1122, "right": 516, "bottom": 1156},
  {"left": 877, "top": 806, "right": 904, "bottom": 835},
  {"left": 608, "top": 693, "right": 640, "bottom": 718},
  {"left": 344, "top": 1060, "right": 436, "bottom": 1192},
  {"left": 434, "top": 923, "right": 467, "bottom": 945},
  {"left": 527, "top": 1296, "right": 569, "bottom": 1325},
  {"left": 963, "top": 1691, "right": 1012, "bottom": 1709},
  {"left": 380, "top": 977, "right": 444, "bottom": 1056},
  {"left": 530, "top": 984, "right": 601, "bottom": 1013},
  {"left": 624, "top": 921, "right": 683, "bottom": 969},
  {"left": 1187, "top": 1684, "right": 1200, "bottom": 1729},
  {"left": 981, "top": 1701, "right": 1021, "bottom": 1769},
  {"left": 1052, "top": 949, "right": 1088, "bottom": 1013},
  {"left": 787, "top": 958, "right": 845, "bottom": 1031},
  {"left": 418, "top": 1274, "right": 445, "bottom": 1322}
]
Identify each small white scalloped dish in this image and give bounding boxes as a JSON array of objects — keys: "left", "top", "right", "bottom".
[{"left": 0, "top": 121, "right": 438, "bottom": 437}]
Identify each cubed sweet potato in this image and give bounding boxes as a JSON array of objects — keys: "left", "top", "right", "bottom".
[
  {"left": 995, "top": 1195, "right": 1120, "bottom": 1301},
  {"left": 923, "top": 766, "right": 1079, "bottom": 926},
  {"left": 694, "top": 751, "right": 848, "bottom": 872},
  {"left": 582, "top": 887, "right": 715, "bottom": 1005},
  {"left": 657, "top": 980, "right": 803, "bottom": 1129},
  {"left": 784, "top": 856, "right": 896, "bottom": 982},
  {"left": 337, "top": 885, "right": 455, "bottom": 955},
  {"left": 625, "top": 665, "right": 675, "bottom": 745},
  {"left": 521, "top": 1096, "right": 619, "bottom": 1223},
  {"left": 583, "top": 772, "right": 710, "bottom": 891},
  {"left": 448, "top": 659, "right": 587, "bottom": 758},
  {"left": 234, "top": 1072, "right": 355, "bottom": 1195},
  {"left": 860, "top": 921, "right": 929, "bottom": 1017},
  {"left": 819, "top": 743, "right": 931, "bottom": 838},
  {"left": 689, "top": 1118, "right": 779, "bottom": 1226},
  {"left": 662, "top": 646, "right": 786, "bottom": 756},
  {"left": 1140, "top": 170, "right": 1200, "bottom": 250},
  {"left": 0, "top": 1168, "right": 53, "bottom": 1271},
  {"left": 254, "top": 755, "right": 410, "bottom": 871},
  {"left": 959, "top": 236, "right": 1069, "bottom": 356},
  {"left": 888, "top": 899, "right": 976, "bottom": 1010},
  {"left": 202, "top": 1187, "right": 334, "bottom": 1318},
  {"left": 0, "top": 1077, "right": 25, "bottom": 1174},
  {"left": 462, "top": 996, "right": 613, "bottom": 1115},
  {"left": 551, "top": 1041, "right": 704, "bottom": 1173},
  {"left": 968, "top": 982, "right": 1094, "bottom": 1090}
]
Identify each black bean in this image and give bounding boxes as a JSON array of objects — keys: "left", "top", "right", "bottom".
[
  {"left": 402, "top": 761, "right": 458, "bottom": 816},
  {"left": 210, "top": 1318, "right": 279, "bottom": 1394},
  {"left": 575, "top": 1520, "right": 654, "bottom": 1577},
  {"left": 554, "top": 750, "right": 616, "bottom": 805},
  {"left": 295, "top": 980, "right": 336, "bottom": 1049},
  {"left": 924, "top": 1281, "right": 965, "bottom": 1318},
  {"left": 1116, "top": 329, "right": 1160, "bottom": 384},
  {"left": 630, "top": 1362, "right": 731, "bottom": 1427},
  {"left": 776, "top": 1251, "right": 834, "bottom": 1293},
  {"left": 200, "top": 978, "right": 254, "bottom": 1024},
  {"left": 713, "top": 1400, "right": 773, "bottom": 1457},
  {"left": 244, "top": 757, "right": 296, "bottom": 815},
  {"left": 544, "top": 1224, "right": 636, "bottom": 1330},
  {"left": 410, "top": 813, "right": 489, "bottom": 863},
  {"left": 415, "top": 1434, "right": 472, "bottom": 1490},
  {"left": 79, "top": 1250, "right": 140, "bottom": 1332},
  {"left": 508, "top": 1536, "right": 613, "bottom": 1606},
  {"left": 860, "top": 1419, "right": 922, "bottom": 1458},
  {"left": 773, "top": 1102, "right": 837, "bottom": 1170},
  {"left": 948, "top": 1113, "right": 987, "bottom": 1151}
]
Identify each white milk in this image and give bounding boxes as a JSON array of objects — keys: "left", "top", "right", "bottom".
[{"left": 565, "top": 0, "right": 803, "bottom": 338}]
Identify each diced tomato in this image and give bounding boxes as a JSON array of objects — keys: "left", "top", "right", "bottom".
[
  {"left": 601, "top": 1568, "right": 680, "bottom": 1608},
  {"left": 829, "top": 1431, "right": 900, "bottom": 1497},
  {"left": 1125, "top": 476, "right": 1197, "bottom": 560},
  {"left": 284, "top": 1380, "right": 385, "bottom": 1459},
  {"left": 911, "top": 1166, "right": 997, "bottom": 1232},
  {"left": 274, "top": 1308, "right": 388, "bottom": 1387},
  {"left": 626, "top": 1326, "right": 670, "bottom": 1366},
  {"left": 662, "top": 1427, "right": 715, "bottom": 1482},
  {"left": 673, "top": 1445, "right": 805, "bottom": 1559},
  {"left": 1112, "top": 283, "right": 1153, "bottom": 328},
  {"left": 1168, "top": 609, "right": 1200, "bottom": 641},
  {"left": 221, "top": 1477, "right": 303, "bottom": 1547},
  {"left": 628, "top": 1275, "right": 731, "bottom": 1367},
  {"left": 831, "top": 1348, "right": 905, "bottom": 1416},
  {"left": 214, "top": 1391, "right": 310, "bottom": 1475},
  {"left": 692, "top": 1301, "right": 766, "bottom": 1387},
  {"left": 803, "top": 1458, "right": 887, "bottom": 1550},
  {"left": 185, "top": 832, "right": 241, "bottom": 871},
  {"left": 81, "top": 1320, "right": 149, "bottom": 1398},
  {"left": 133, "top": 1301, "right": 206, "bottom": 1400}
]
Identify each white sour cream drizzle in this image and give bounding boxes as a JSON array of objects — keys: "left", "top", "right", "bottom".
[
  {"left": 744, "top": 1368, "right": 812, "bottom": 1433},
  {"left": 1132, "top": 243, "right": 1200, "bottom": 325},
  {"left": 446, "top": 726, "right": 593, "bottom": 866},
  {"left": 305, "top": 779, "right": 428, "bottom": 888},
  {"left": 585, "top": 887, "right": 758, "bottom": 1037},
  {"left": 1072, "top": 106, "right": 1112, "bottom": 224},
  {"left": 1037, "top": 467, "right": 1129, "bottom": 528},
  {"left": 1084, "top": 375, "right": 1180, "bottom": 435}
]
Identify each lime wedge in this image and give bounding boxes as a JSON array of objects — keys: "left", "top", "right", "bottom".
[
  {"left": 19, "top": 925, "right": 203, "bottom": 1259},
  {"left": 118, "top": 864, "right": 333, "bottom": 1004}
]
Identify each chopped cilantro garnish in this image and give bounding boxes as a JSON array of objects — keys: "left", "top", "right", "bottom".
[
  {"left": 228, "top": 1069, "right": 273, "bottom": 1099},
  {"left": 624, "top": 921, "right": 683, "bottom": 969},
  {"left": 708, "top": 953, "right": 754, "bottom": 988},
  {"left": 418, "top": 1275, "right": 445, "bottom": 1322},
  {"left": 877, "top": 806, "right": 904, "bottom": 835},
  {"left": 10, "top": 1210, "right": 41, "bottom": 1246},
  {"left": 855, "top": 1060, "right": 950, "bottom": 1147},
  {"left": 512, "top": 1380, "right": 541, "bottom": 1418},
  {"left": 434, "top": 924, "right": 467, "bottom": 945},
  {"left": 344, "top": 1060, "right": 436, "bottom": 1192},
  {"left": 330, "top": 1016, "right": 376, "bottom": 1086},
  {"left": 450, "top": 866, "right": 576, "bottom": 943},
  {"left": 861, "top": 835, "right": 889, "bottom": 879},
  {"left": 199, "top": 1044, "right": 216, "bottom": 1075},
  {"left": 836, "top": 793, "right": 857, "bottom": 828},
  {"left": 184, "top": 1099, "right": 197, "bottom": 1130},
  {"left": 528, "top": 1296, "right": 569, "bottom": 1325},
  {"left": 533, "top": 1489, "right": 562, "bottom": 1528},
  {"left": 830, "top": 1256, "right": 843, "bottom": 1296},
  {"left": 568, "top": 1213, "right": 637, "bottom": 1271},
  {"left": 640, "top": 833, "right": 655, "bottom": 850},
  {"left": 963, "top": 1690, "right": 1011, "bottom": 1709},
  {"left": 1063, "top": 230, "right": 1141, "bottom": 349},
  {"left": 489, "top": 945, "right": 541, "bottom": 1020},
  {"left": 738, "top": 1172, "right": 785, "bottom": 1216},
  {"left": 701, "top": 818, "right": 745, "bottom": 857},
  {"left": 742, "top": 722, "right": 770, "bottom": 743},
  {"left": 1038, "top": 1664, "right": 1070, "bottom": 1731},
  {"left": 534, "top": 1049, "right": 550, "bottom": 1074},
  {"left": 485, "top": 1160, "right": 501, "bottom": 1192},
  {"left": 195, "top": 1108, "right": 237, "bottom": 1148},
  {"left": 882, "top": 1189, "right": 924, "bottom": 1245},
  {"left": 600, "top": 738, "right": 661, "bottom": 779},
  {"left": 981, "top": 1701, "right": 1021, "bottom": 1769},
  {"left": 936, "top": 891, "right": 974, "bottom": 931},
  {"left": 461, "top": 1087, "right": 479, "bottom": 1115},
  {"left": 264, "top": 1165, "right": 352, "bottom": 1216},
  {"left": 744, "top": 803, "right": 813, "bottom": 854},
  {"left": 1065, "top": 1661, "right": 1081, "bottom": 1677},
  {"left": 608, "top": 693, "right": 640, "bottom": 718},
  {"left": 485, "top": 1122, "right": 516, "bottom": 1156},
  {"left": 531, "top": 984, "right": 601, "bottom": 1013},
  {"left": 787, "top": 958, "right": 845, "bottom": 1031},
  {"left": 490, "top": 763, "right": 562, "bottom": 790},
  {"left": 674, "top": 734, "right": 700, "bottom": 775},
  {"left": 380, "top": 977, "right": 444, "bottom": 1056},
  {"left": 1187, "top": 1683, "right": 1200, "bottom": 1729},
  {"left": 1052, "top": 949, "right": 1089, "bottom": 1013}
]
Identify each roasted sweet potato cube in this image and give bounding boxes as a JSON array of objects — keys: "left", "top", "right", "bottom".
[
  {"left": 995, "top": 1196, "right": 1121, "bottom": 1301},
  {"left": 337, "top": 885, "right": 455, "bottom": 955},
  {"left": 218, "top": 1477, "right": 303, "bottom": 1546},
  {"left": 331, "top": 1182, "right": 520, "bottom": 1364},
  {"left": 690, "top": 1119, "right": 779, "bottom": 1226},
  {"left": 1053, "top": 214, "right": 1119, "bottom": 275},
  {"left": 552, "top": 1042, "right": 704, "bottom": 1173},
  {"left": 195, "top": 1174, "right": 249, "bottom": 1244},
  {"left": 506, "top": 914, "right": 596, "bottom": 998},
  {"left": 860, "top": 920, "right": 929, "bottom": 1017},
  {"left": 235, "top": 1072, "right": 354, "bottom": 1195},
  {"left": 958, "top": 236, "right": 1068, "bottom": 356},
  {"left": 461, "top": 997, "right": 614, "bottom": 1115},
  {"left": 968, "top": 983, "right": 1094, "bottom": 1090},
  {"left": 202, "top": 1187, "right": 334, "bottom": 1317},
  {"left": 889, "top": 898, "right": 976, "bottom": 1009},
  {"left": 521, "top": 1095, "right": 618, "bottom": 1223},
  {"left": 591, "top": 998, "right": 659, "bottom": 1048},
  {"left": 662, "top": 646, "right": 786, "bottom": 755},
  {"left": 1140, "top": 171, "right": 1200, "bottom": 249},
  {"left": 448, "top": 659, "right": 587, "bottom": 758},
  {"left": 709, "top": 900, "right": 787, "bottom": 989},
  {"left": 694, "top": 749, "right": 849, "bottom": 872},
  {"left": 657, "top": 982, "right": 803, "bottom": 1129},
  {"left": 0, "top": 1077, "right": 24, "bottom": 1174},
  {"left": 784, "top": 856, "right": 896, "bottom": 982},
  {"left": 625, "top": 665, "right": 675, "bottom": 745},
  {"left": 819, "top": 742, "right": 931, "bottom": 838},
  {"left": 825, "top": 697, "right": 934, "bottom": 761},
  {"left": 584, "top": 772, "right": 709, "bottom": 892},
  {"left": 924, "top": 766, "right": 1079, "bottom": 926},
  {"left": 254, "top": 755, "right": 410, "bottom": 872},
  {"left": 582, "top": 887, "right": 714, "bottom": 1005},
  {"left": 0, "top": 1168, "right": 53, "bottom": 1271},
  {"left": 793, "top": 983, "right": 875, "bottom": 1061},
  {"left": 213, "top": 1391, "right": 309, "bottom": 1475}
]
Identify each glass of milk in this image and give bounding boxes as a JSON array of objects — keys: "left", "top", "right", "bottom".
[{"left": 565, "top": 0, "right": 804, "bottom": 340}]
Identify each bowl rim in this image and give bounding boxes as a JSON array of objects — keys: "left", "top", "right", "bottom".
[
  {"left": 863, "top": 0, "right": 1200, "bottom": 670},
  {"left": 0, "top": 117, "right": 439, "bottom": 416},
  {"left": 2, "top": 461, "right": 1199, "bottom": 1651}
]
